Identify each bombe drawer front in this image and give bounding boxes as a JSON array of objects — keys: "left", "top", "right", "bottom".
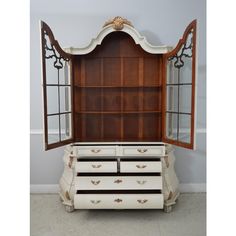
[
  {"left": 121, "top": 146, "right": 165, "bottom": 156},
  {"left": 75, "top": 161, "right": 117, "bottom": 173},
  {"left": 120, "top": 160, "right": 162, "bottom": 173},
  {"left": 75, "top": 176, "right": 162, "bottom": 190},
  {"left": 76, "top": 147, "right": 116, "bottom": 156},
  {"left": 74, "top": 194, "right": 164, "bottom": 209}
]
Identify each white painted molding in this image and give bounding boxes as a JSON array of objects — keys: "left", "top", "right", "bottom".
[
  {"left": 64, "top": 24, "right": 171, "bottom": 55},
  {"left": 30, "top": 128, "right": 206, "bottom": 135},
  {"left": 30, "top": 183, "right": 206, "bottom": 194}
]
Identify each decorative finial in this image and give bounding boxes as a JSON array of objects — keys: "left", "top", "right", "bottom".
[{"left": 103, "top": 16, "right": 133, "bottom": 30}]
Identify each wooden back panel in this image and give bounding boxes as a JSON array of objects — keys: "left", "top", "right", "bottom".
[{"left": 73, "top": 31, "right": 163, "bottom": 142}]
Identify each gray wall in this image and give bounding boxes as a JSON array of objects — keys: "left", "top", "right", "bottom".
[{"left": 30, "top": 0, "right": 206, "bottom": 185}]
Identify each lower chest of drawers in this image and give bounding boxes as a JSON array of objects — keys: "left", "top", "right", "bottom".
[{"left": 74, "top": 157, "right": 163, "bottom": 209}]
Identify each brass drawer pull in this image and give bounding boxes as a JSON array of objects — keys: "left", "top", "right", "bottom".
[
  {"left": 137, "top": 148, "right": 148, "bottom": 153},
  {"left": 136, "top": 164, "right": 147, "bottom": 169},
  {"left": 137, "top": 199, "right": 148, "bottom": 204},
  {"left": 114, "top": 198, "right": 123, "bottom": 203},
  {"left": 114, "top": 179, "right": 123, "bottom": 184},
  {"left": 137, "top": 180, "right": 147, "bottom": 185},
  {"left": 91, "top": 164, "right": 102, "bottom": 168},
  {"left": 90, "top": 200, "right": 101, "bottom": 204},
  {"left": 91, "top": 180, "right": 101, "bottom": 185},
  {"left": 91, "top": 149, "right": 101, "bottom": 153}
]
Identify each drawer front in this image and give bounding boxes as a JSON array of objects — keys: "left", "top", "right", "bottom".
[
  {"left": 77, "top": 147, "right": 116, "bottom": 156},
  {"left": 74, "top": 194, "right": 163, "bottom": 209},
  {"left": 75, "top": 176, "right": 162, "bottom": 190},
  {"left": 75, "top": 161, "right": 117, "bottom": 173},
  {"left": 122, "top": 146, "right": 165, "bottom": 156},
  {"left": 120, "top": 161, "right": 162, "bottom": 173}
]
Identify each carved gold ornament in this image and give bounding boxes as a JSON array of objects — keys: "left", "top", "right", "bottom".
[{"left": 103, "top": 16, "right": 133, "bottom": 30}]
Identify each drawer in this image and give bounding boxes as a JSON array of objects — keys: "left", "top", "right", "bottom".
[
  {"left": 74, "top": 194, "right": 163, "bottom": 209},
  {"left": 77, "top": 147, "right": 116, "bottom": 156},
  {"left": 122, "top": 146, "right": 165, "bottom": 156},
  {"left": 75, "top": 176, "right": 162, "bottom": 190},
  {"left": 120, "top": 161, "right": 162, "bottom": 173},
  {"left": 75, "top": 161, "right": 117, "bottom": 173}
]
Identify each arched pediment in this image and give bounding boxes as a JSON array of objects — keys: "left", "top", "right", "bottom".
[{"left": 64, "top": 16, "right": 171, "bottom": 55}]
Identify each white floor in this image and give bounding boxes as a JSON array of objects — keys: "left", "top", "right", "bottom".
[{"left": 30, "top": 193, "right": 206, "bottom": 236}]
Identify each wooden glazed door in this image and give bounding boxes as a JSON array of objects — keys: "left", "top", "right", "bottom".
[
  {"left": 40, "top": 21, "right": 74, "bottom": 150},
  {"left": 162, "top": 20, "right": 197, "bottom": 149}
]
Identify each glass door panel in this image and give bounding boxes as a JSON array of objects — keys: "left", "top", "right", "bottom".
[
  {"left": 163, "top": 20, "right": 196, "bottom": 149},
  {"left": 40, "top": 21, "right": 74, "bottom": 150}
]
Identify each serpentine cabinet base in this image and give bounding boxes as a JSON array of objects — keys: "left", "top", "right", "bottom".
[{"left": 59, "top": 143, "right": 179, "bottom": 213}]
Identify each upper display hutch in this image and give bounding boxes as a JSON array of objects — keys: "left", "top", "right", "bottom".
[{"left": 40, "top": 17, "right": 197, "bottom": 150}]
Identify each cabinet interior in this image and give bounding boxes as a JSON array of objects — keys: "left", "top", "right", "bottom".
[{"left": 73, "top": 32, "right": 163, "bottom": 142}]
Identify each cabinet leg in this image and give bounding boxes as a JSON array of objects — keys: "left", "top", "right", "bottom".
[
  {"left": 164, "top": 205, "right": 172, "bottom": 213},
  {"left": 65, "top": 205, "right": 75, "bottom": 213}
]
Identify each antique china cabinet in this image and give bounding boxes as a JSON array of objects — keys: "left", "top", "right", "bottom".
[{"left": 40, "top": 17, "right": 197, "bottom": 212}]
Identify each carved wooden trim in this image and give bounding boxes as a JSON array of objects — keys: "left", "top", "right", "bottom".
[
  {"left": 68, "top": 156, "right": 73, "bottom": 168},
  {"left": 164, "top": 156, "right": 169, "bottom": 168},
  {"left": 41, "top": 21, "right": 72, "bottom": 60},
  {"left": 103, "top": 16, "right": 133, "bottom": 30},
  {"left": 64, "top": 18, "right": 170, "bottom": 55},
  {"left": 65, "top": 191, "right": 71, "bottom": 200},
  {"left": 165, "top": 20, "right": 196, "bottom": 58},
  {"left": 167, "top": 191, "right": 173, "bottom": 200}
]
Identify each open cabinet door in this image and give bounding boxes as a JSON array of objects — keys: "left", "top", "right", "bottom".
[
  {"left": 162, "top": 20, "right": 197, "bottom": 149},
  {"left": 40, "top": 21, "right": 74, "bottom": 150}
]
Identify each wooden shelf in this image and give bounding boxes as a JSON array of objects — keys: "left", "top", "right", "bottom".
[
  {"left": 75, "top": 85, "right": 161, "bottom": 88},
  {"left": 76, "top": 111, "right": 161, "bottom": 114}
]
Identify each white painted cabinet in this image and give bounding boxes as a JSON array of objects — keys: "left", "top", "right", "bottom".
[{"left": 39, "top": 17, "right": 197, "bottom": 213}]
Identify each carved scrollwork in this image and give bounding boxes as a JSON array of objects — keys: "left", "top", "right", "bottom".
[
  {"left": 168, "top": 29, "right": 194, "bottom": 68},
  {"left": 103, "top": 16, "right": 133, "bottom": 30},
  {"left": 43, "top": 31, "right": 70, "bottom": 69},
  {"left": 41, "top": 21, "right": 71, "bottom": 71}
]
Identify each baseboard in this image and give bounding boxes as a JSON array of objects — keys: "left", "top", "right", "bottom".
[{"left": 30, "top": 183, "right": 206, "bottom": 194}]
